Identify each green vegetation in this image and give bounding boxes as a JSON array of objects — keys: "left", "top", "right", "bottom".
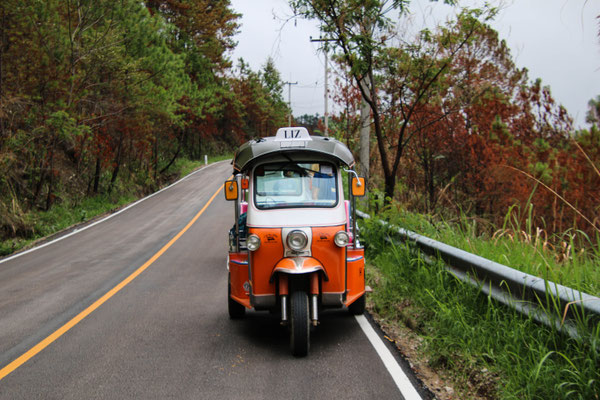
[
  {"left": 361, "top": 208, "right": 599, "bottom": 399},
  {"left": 0, "top": 0, "right": 287, "bottom": 251},
  {"left": 304, "top": 1, "right": 600, "bottom": 392},
  {"left": 295, "top": 0, "right": 599, "bottom": 246},
  {"left": 365, "top": 204, "right": 600, "bottom": 297},
  {"left": 0, "top": 193, "right": 135, "bottom": 257},
  {"left": 0, "top": 156, "right": 229, "bottom": 257}
]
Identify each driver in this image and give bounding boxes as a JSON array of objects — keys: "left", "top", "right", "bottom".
[{"left": 308, "top": 163, "right": 335, "bottom": 201}]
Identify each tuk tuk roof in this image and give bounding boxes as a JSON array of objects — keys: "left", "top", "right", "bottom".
[{"left": 233, "top": 129, "right": 355, "bottom": 172}]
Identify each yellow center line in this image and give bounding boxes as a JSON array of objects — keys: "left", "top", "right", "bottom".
[{"left": 0, "top": 183, "right": 224, "bottom": 381}]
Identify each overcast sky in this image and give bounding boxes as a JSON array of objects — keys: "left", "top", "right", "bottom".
[{"left": 229, "top": 0, "right": 600, "bottom": 130}]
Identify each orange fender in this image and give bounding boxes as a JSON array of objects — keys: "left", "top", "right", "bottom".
[{"left": 270, "top": 257, "right": 329, "bottom": 282}]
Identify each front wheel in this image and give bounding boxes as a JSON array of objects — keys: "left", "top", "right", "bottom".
[
  {"left": 228, "top": 274, "right": 245, "bottom": 319},
  {"left": 290, "top": 291, "right": 310, "bottom": 357}
]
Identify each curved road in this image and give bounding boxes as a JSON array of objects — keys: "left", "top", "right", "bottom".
[{"left": 0, "top": 161, "right": 424, "bottom": 399}]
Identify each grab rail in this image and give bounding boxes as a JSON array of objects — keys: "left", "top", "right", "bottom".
[{"left": 357, "top": 210, "right": 600, "bottom": 340}]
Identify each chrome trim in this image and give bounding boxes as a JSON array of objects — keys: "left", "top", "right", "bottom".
[
  {"left": 346, "top": 256, "right": 364, "bottom": 262},
  {"left": 343, "top": 168, "right": 361, "bottom": 184},
  {"left": 282, "top": 227, "right": 312, "bottom": 257},
  {"left": 311, "top": 294, "right": 319, "bottom": 325},
  {"left": 281, "top": 295, "right": 288, "bottom": 323},
  {"left": 271, "top": 257, "right": 329, "bottom": 282},
  {"left": 273, "top": 266, "right": 324, "bottom": 275},
  {"left": 287, "top": 230, "right": 308, "bottom": 251},
  {"left": 291, "top": 256, "right": 308, "bottom": 270},
  {"left": 229, "top": 259, "right": 249, "bottom": 265}
]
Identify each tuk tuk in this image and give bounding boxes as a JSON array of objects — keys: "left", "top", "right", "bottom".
[{"left": 224, "top": 127, "right": 366, "bottom": 357}]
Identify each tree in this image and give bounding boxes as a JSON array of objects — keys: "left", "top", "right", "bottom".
[
  {"left": 296, "top": 114, "right": 321, "bottom": 132},
  {"left": 290, "top": 0, "right": 403, "bottom": 202},
  {"left": 0, "top": 0, "right": 292, "bottom": 247},
  {"left": 290, "top": 1, "right": 496, "bottom": 204},
  {"left": 586, "top": 95, "right": 600, "bottom": 127},
  {"left": 145, "top": 0, "right": 239, "bottom": 71},
  {"left": 401, "top": 12, "right": 528, "bottom": 213},
  {"left": 228, "top": 59, "right": 288, "bottom": 140},
  {"left": 0, "top": 0, "right": 191, "bottom": 209},
  {"left": 144, "top": 0, "right": 243, "bottom": 163}
]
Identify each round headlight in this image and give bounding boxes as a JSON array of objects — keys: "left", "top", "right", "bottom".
[
  {"left": 287, "top": 230, "right": 308, "bottom": 251},
  {"left": 247, "top": 234, "right": 261, "bottom": 251},
  {"left": 334, "top": 231, "right": 350, "bottom": 247}
]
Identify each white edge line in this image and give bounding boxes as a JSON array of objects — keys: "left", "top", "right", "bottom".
[
  {"left": 355, "top": 314, "right": 423, "bottom": 400},
  {"left": 6, "top": 158, "right": 420, "bottom": 399},
  {"left": 0, "top": 160, "right": 229, "bottom": 264}
]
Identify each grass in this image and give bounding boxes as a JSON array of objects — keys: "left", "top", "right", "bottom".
[
  {"left": 365, "top": 206, "right": 600, "bottom": 297},
  {"left": 170, "top": 153, "right": 232, "bottom": 178},
  {"left": 0, "top": 193, "right": 136, "bottom": 257},
  {"left": 361, "top": 210, "right": 600, "bottom": 399},
  {"left": 0, "top": 155, "right": 231, "bottom": 257}
]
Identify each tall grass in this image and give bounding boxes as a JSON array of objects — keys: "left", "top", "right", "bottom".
[
  {"left": 366, "top": 205, "right": 600, "bottom": 297},
  {"left": 359, "top": 136, "right": 600, "bottom": 398},
  {"left": 363, "top": 219, "right": 600, "bottom": 399}
]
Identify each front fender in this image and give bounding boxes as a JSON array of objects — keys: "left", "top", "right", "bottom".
[{"left": 270, "top": 257, "right": 329, "bottom": 282}]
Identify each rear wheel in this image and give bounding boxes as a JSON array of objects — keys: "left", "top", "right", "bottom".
[
  {"left": 348, "top": 295, "right": 366, "bottom": 315},
  {"left": 290, "top": 291, "right": 310, "bottom": 357},
  {"left": 228, "top": 274, "right": 245, "bottom": 319}
]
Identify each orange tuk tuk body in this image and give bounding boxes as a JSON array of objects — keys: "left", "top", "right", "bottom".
[{"left": 225, "top": 127, "right": 366, "bottom": 356}]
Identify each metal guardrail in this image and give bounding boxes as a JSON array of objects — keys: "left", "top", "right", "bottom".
[{"left": 357, "top": 210, "right": 600, "bottom": 340}]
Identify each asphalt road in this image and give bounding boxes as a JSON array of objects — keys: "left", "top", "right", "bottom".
[{"left": 0, "top": 161, "right": 420, "bottom": 399}]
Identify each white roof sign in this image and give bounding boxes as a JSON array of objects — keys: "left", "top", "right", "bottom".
[{"left": 274, "top": 127, "right": 312, "bottom": 142}]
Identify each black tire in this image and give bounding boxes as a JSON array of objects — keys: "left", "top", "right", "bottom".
[
  {"left": 290, "top": 291, "right": 310, "bottom": 357},
  {"left": 228, "top": 274, "right": 245, "bottom": 319},
  {"left": 348, "top": 295, "right": 366, "bottom": 315}
]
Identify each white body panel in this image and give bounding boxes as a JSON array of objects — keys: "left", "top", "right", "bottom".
[
  {"left": 247, "top": 202, "right": 346, "bottom": 228},
  {"left": 247, "top": 170, "right": 347, "bottom": 228}
]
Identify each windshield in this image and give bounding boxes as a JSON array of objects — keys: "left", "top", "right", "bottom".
[{"left": 254, "top": 162, "right": 338, "bottom": 209}]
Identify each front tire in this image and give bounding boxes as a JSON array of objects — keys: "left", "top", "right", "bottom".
[
  {"left": 290, "top": 291, "right": 310, "bottom": 357},
  {"left": 228, "top": 274, "right": 245, "bottom": 319}
]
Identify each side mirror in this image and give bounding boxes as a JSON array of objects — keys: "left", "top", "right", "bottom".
[
  {"left": 224, "top": 180, "right": 238, "bottom": 201},
  {"left": 351, "top": 177, "right": 366, "bottom": 197},
  {"left": 241, "top": 178, "right": 249, "bottom": 190}
]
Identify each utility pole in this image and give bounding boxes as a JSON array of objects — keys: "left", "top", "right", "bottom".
[
  {"left": 283, "top": 80, "right": 298, "bottom": 126},
  {"left": 359, "top": 76, "right": 371, "bottom": 206},
  {"left": 310, "top": 36, "right": 336, "bottom": 136}
]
